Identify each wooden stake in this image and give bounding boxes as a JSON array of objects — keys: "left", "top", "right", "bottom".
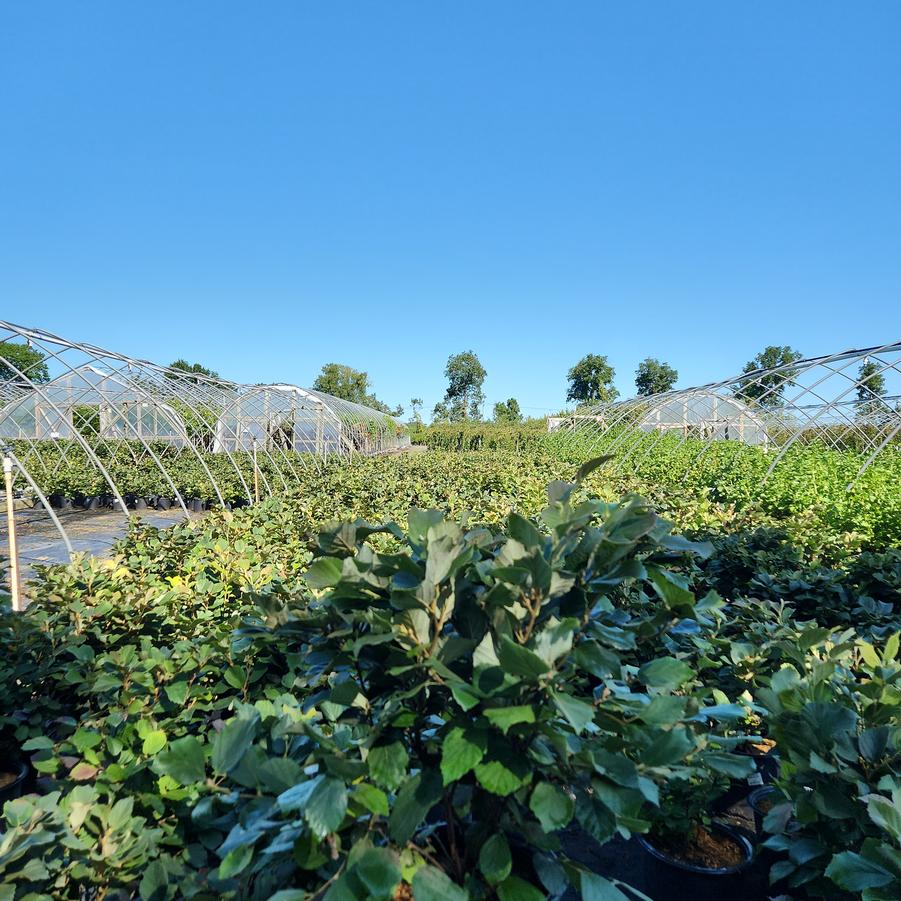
[{"left": 3, "top": 454, "right": 22, "bottom": 612}]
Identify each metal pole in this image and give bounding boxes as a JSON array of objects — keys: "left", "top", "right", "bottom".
[
  {"left": 3, "top": 452, "right": 22, "bottom": 611},
  {"left": 252, "top": 437, "right": 260, "bottom": 504}
]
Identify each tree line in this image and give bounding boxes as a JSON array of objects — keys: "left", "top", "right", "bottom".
[{"left": 0, "top": 340, "right": 892, "bottom": 426}]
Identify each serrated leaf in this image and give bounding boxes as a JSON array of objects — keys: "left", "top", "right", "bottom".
[
  {"left": 441, "top": 726, "right": 487, "bottom": 783},
  {"left": 448, "top": 680, "right": 481, "bottom": 711},
  {"left": 388, "top": 770, "right": 443, "bottom": 844},
  {"left": 139, "top": 860, "right": 169, "bottom": 901},
  {"left": 638, "top": 657, "right": 693, "bottom": 690},
  {"left": 142, "top": 730, "right": 167, "bottom": 756},
  {"left": 580, "top": 871, "right": 632, "bottom": 901},
  {"left": 474, "top": 747, "right": 531, "bottom": 796},
  {"left": 70, "top": 762, "right": 98, "bottom": 781},
  {"left": 497, "top": 875, "right": 546, "bottom": 900},
  {"left": 497, "top": 637, "right": 550, "bottom": 680},
  {"left": 825, "top": 851, "right": 894, "bottom": 891},
  {"left": 484, "top": 705, "right": 536, "bottom": 735},
  {"left": 212, "top": 712, "right": 259, "bottom": 774},
  {"left": 219, "top": 844, "right": 254, "bottom": 879},
  {"left": 704, "top": 751, "right": 755, "bottom": 779},
  {"left": 305, "top": 777, "right": 347, "bottom": 839},
  {"left": 352, "top": 783, "right": 389, "bottom": 816},
  {"left": 368, "top": 741, "right": 409, "bottom": 791},
  {"left": 867, "top": 795, "right": 901, "bottom": 842},
  {"left": 479, "top": 833, "right": 512, "bottom": 884},
  {"left": 639, "top": 728, "right": 695, "bottom": 766},
  {"left": 412, "top": 864, "right": 468, "bottom": 901},
  {"left": 155, "top": 736, "right": 205, "bottom": 784},
  {"left": 552, "top": 691, "right": 596, "bottom": 734},
  {"left": 71, "top": 729, "right": 103, "bottom": 753},
  {"left": 305, "top": 557, "right": 344, "bottom": 589},
  {"left": 354, "top": 847, "right": 402, "bottom": 899},
  {"left": 647, "top": 566, "right": 695, "bottom": 610},
  {"left": 258, "top": 757, "right": 304, "bottom": 794},
  {"left": 529, "top": 782, "right": 574, "bottom": 833},
  {"left": 223, "top": 666, "right": 246, "bottom": 689}
]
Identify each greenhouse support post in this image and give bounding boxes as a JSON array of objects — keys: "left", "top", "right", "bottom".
[
  {"left": 3, "top": 452, "right": 22, "bottom": 611},
  {"left": 252, "top": 437, "right": 260, "bottom": 504}
]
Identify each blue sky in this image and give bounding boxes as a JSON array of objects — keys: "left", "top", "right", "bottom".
[{"left": 2, "top": 3, "right": 899, "bottom": 418}]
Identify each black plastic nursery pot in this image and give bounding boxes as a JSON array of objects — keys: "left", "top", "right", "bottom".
[
  {"left": 747, "top": 786, "right": 782, "bottom": 838},
  {"left": 0, "top": 759, "right": 29, "bottom": 805},
  {"left": 638, "top": 823, "right": 754, "bottom": 901},
  {"left": 190, "top": 498, "right": 205, "bottom": 513},
  {"left": 135, "top": 497, "right": 148, "bottom": 511},
  {"left": 155, "top": 496, "right": 171, "bottom": 510},
  {"left": 713, "top": 778, "right": 752, "bottom": 813}
]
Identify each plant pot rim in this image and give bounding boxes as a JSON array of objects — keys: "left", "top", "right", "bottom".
[
  {"left": 638, "top": 822, "right": 753, "bottom": 876},
  {"left": 0, "top": 758, "right": 29, "bottom": 786},
  {"left": 748, "top": 785, "right": 780, "bottom": 812}
]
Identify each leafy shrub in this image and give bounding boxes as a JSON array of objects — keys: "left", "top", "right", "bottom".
[{"left": 0, "top": 468, "right": 751, "bottom": 898}]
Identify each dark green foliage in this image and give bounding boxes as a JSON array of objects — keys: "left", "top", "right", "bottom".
[
  {"left": 440, "top": 351, "right": 487, "bottom": 421},
  {"left": 0, "top": 342, "right": 50, "bottom": 384},
  {"left": 856, "top": 360, "right": 892, "bottom": 422},
  {"left": 566, "top": 354, "right": 618, "bottom": 405},
  {"left": 635, "top": 358, "right": 678, "bottom": 396},
  {"left": 734, "top": 345, "right": 803, "bottom": 408},
  {"left": 493, "top": 398, "right": 523, "bottom": 423},
  {"left": 312, "top": 362, "right": 402, "bottom": 416},
  {"left": 167, "top": 358, "right": 220, "bottom": 380},
  {"left": 0, "top": 446, "right": 898, "bottom": 898}
]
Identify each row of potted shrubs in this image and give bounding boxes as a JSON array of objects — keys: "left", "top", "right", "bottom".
[{"left": 1, "top": 468, "right": 898, "bottom": 898}]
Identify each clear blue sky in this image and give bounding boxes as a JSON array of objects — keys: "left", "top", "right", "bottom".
[{"left": 2, "top": 3, "right": 899, "bottom": 417}]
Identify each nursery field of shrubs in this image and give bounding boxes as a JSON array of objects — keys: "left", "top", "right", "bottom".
[{"left": 1, "top": 447, "right": 899, "bottom": 899}]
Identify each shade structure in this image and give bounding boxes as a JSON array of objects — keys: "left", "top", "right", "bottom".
[
  {"left": 549, "top": 341, "right": 901, "bottom": 486},
  {"left": 0, "top": 321, "right": 409, "bottom": 558}
]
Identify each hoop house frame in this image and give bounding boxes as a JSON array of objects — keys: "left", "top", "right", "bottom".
[
  {"left": 548, "top": 341, "right": 901, "bottom": 489},
  {"left": 0, "top": 321, "right": 410, "bottom": 561}
]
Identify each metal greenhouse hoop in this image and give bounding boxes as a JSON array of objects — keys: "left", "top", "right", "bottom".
[{"left": 0, "top": 321, "right": 410, "bottom": 588}]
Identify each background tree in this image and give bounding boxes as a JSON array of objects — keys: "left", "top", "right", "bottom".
[
  {"left": 431, "top": 401, "right": 450, "bottom": 424},
  {"left": 492, "top": 398, "right": 522, "bottom": 423},
  {"left": 734, "top": 345, "right": 803, "bottom": 408},
  {"left": 409, "top": 397, "right": 423, "bottom": 424},
  {"left": 635, "top": 358, "right": 678, "bottom": 396},
  {"left": 0, "top": 342, "right": 50, "bottom": 384},
  {"left": 167, "top": 359, "right": 220, "bottom": 381},
  {"left": 313, "top": 363, "right": 369, "bottom": 403},
  {"left": 313, "top": 362, "right": 402, "bottom": 416},
  {"left": 566, "top": 354, "right": 618, "bottom": 405},
  {"left": 855, "top": 359, "right": 889, "bottom": 420},
  {"left": 441, "top": 351, "right": 486, "bottom": 421}
]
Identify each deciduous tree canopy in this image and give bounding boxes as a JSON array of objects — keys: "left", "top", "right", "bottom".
[
  {"left": 440, "top": 351, "right": 486, "bottom": 421},
  {"left": 0, "top": 342, "right": 50, "bottom": 384},
  {"left": 734, "top": 345, "right": 803, "bottom": 408},
  {"left": 492, "top": 398, "right": 522, "bottom": 423},
  {"left": 313, "top": 362, "right": 402, "bottom": 416},
  {"left": 635, "top": 358, "right": 678, "bottom": 396},
  {"left": 566, "top": 354, "right": 618, "bottom": 405}
]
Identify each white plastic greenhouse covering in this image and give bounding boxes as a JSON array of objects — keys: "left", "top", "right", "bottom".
[
  {"left": 549, "top": 341, "right": 901, "bottom": 486},
  {"left": 0, "top": 321, "right": 409, "bottom": 563}
]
